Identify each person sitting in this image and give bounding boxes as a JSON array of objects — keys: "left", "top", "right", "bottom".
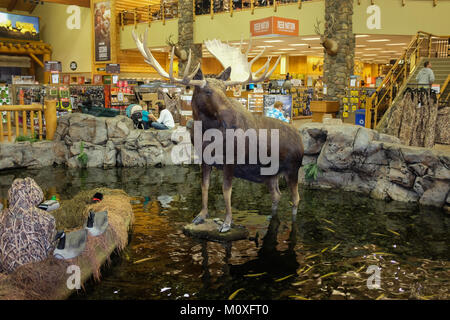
[
  {"left": 148, "top": 101, "right": 175, "bottom": 130},
  {"left": 0, "top": 177, "right": 56, "bottom": 273},
  {"left": 266, "top": 101, "right": 290, "bottom": 123}
]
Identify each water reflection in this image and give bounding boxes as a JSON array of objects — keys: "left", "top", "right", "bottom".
[{"left": 0, "top": 166, "right": 448, "bottom": 300}]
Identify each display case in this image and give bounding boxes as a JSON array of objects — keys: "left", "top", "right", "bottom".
[{"left": 248, "top": 93, "right": 264, "bottom": 113}]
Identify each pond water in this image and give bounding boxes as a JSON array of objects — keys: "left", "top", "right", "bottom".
[{"left": 0, "top": 166, "right": 448, "bottom": 300}]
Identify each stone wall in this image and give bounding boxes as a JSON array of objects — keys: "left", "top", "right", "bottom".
[
  {"left": 323, "top": 0, "right": 355, "bottom": 107},
  {"left": 299, "top": 123, "right": 450, "bottom": 209},
  {"left": 0, "top": 113, "right": 191, "bottom": 170}
]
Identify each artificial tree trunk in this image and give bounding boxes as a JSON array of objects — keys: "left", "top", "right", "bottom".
[
  {"left": 323, "top": 0, "right": 355, "bottom": 113},
  {"left": 178, "top": 0, "right": 202, "bottom": 74}
]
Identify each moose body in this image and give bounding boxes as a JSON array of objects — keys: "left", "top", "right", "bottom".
[
  {"left": 132, "top": 29, "right": 304, "bottom": 232},
  {"left": 190, "top": 74, "right": 304, "bottom": 232}
]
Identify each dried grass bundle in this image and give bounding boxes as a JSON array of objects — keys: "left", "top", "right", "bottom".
[{"left": 0, "top": 188, "right": 133, "bottom": 300}]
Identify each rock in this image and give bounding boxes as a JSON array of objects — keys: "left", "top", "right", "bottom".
[
  {"left": 413, "top": 177, "right": 434, "bottom": 196},
  {"left": 388, "top": 167, "right": 415, "bottom": 188},
  {"left": 182, "top": 218, "right": 249, "bottom": 242},
  {"left": 400, "top": 145, "right": 439, "bottom": 167},
  {"left": 106, "top": 116, "right": 134, "bottom": 143},
  {"left": 386, "top": 183, "right": 419, "bottom": 202},
  {"left": 419, "top": 181, "right": 450, "bottom": 207},
  {"left": 136, "top": 131, "right": 159, "bottom": 149},
  {"left": 377, "top": 133, "right": 401, "bottom": 144},
  {"left": 434, "top": 164, "right": 450, "bottom": 180},
  {"left": 409, "top": 163, "right": 429, "bottom": 176},
  {"left": 302, "top": 155, "right": 317, "bottom": 166},
  {"left": 103, "top": 141, "right": 116, "bottom": 168},
  {"left": 139, "top": 146, "right": 164, "bottom": 166},
  {"left": 68, "top": 113, "right": 107, "bottom": 145},
  {"left": 120, "top": 148, "right": 146, "bottom": 167},
  {"left": 298, "top": 125, "right": 327, "bottom": 155},
  {"left": 155, "top": 129, "right": 174, "bottom": 147},
  {"left": 353, "top": 127, "right": 376, "bottom": 154}
]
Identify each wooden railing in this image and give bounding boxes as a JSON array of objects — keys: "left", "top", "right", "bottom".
[
  {"left": 0, "top": 104, "right": 44, "bottom": 142},
  {"left": 439, "top": 74, "right": 450, "bottom": 103},
  {"left": 0, "top": 101, "right": 57, "bottom": 143},
  {"left": 365, "top": 31, "right": 450, "bottom": 129}
]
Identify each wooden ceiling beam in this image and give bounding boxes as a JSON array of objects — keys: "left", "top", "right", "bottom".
[{"left": 7, "top": 0, "right": 18, "bottom": 12}]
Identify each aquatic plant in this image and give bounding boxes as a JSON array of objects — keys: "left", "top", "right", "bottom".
[
  {"left": 77, "top": 141, "right": 88, "bottom": 168},
  {"left": 15, "top": 134, "right": 38, "bottom": 143},
  {"left": 304, "top": 163, "right": 321, "bottom": 182}
]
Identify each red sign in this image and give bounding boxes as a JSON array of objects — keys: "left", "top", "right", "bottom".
[{"left": 250, "top": 17, "right": 298, "bottom": 37}]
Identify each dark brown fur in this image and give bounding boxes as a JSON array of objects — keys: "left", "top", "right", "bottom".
[{"left": 190, "top": 68, "right": 304, "bottom": 232}]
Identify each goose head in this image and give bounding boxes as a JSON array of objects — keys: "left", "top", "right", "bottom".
[{"left": 55, "top": 231, "right": 66, "bottom": 250}]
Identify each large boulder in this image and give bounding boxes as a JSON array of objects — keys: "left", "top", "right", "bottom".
[
  {"left": 106, "top": 116, "right": 134, "bottom": 144},
  {"left": 67, "top": 113, "right": 107, "bottom": 145}
]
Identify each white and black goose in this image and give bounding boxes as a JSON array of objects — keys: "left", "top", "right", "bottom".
[
  {"left": 85, "top": 210, "right": 108, "bottom": 236},
  {"left": 53, "top": 229, "right": 88, "bottom": 260}
]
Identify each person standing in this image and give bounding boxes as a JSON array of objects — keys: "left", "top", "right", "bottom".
[{"left": 416, "top": 61, "right": 435, "bottom": 88}]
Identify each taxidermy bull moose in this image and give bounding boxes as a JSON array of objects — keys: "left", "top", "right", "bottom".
[{"left": 133, "top": 29, "right": 304, "bottom": 232}]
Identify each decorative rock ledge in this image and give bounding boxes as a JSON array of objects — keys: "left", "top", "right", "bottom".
[{"left": 298, "top": 123, "right": 450, "bottom": 209}]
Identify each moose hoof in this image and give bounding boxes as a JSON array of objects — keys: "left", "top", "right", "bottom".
[
  {"left": 192, "top": 215, "right": 206, "bottom": 225},
  {"left": 218, "top": 222, "right": 231, "bottom": 233}
]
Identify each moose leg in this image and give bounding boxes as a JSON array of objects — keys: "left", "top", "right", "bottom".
[
  {"left": 286, "top": 173, "right": 300, "bottom": 221},
  {"left": 266, "top": 176, "right": 281, "bottom": 216},
  {"left": 192, "top": 164, "right": 212, "bottom": 225},
  {"left": 219, "top": 165, "right": 234, "bottom": 233}
]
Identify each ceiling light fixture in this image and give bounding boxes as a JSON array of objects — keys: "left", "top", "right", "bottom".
[
  {"left": 367, "top": 39, "right": 390, "bottom": 42},
  {"left": 386, "top": 43, "right": 407, "bottom": 46},
  {"left": 263, "top": 40, "right": 284, "bottom": 43},
  {"left": 301, "top": 37, "right": 320, "bottom": 41},
  {"left": 288, "top": 43, "right": 308, "bottom": 46}
]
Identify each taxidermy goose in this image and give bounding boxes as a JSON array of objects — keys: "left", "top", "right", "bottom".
[
  {"left": 85, "top": 210, "right": 108, "bottom": 236},
  {"left": 53, "top": 229, "right": 87, "bottom": 260}
]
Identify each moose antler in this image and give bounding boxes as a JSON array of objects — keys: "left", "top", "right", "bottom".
[
  {"left": 133, "top": 29, "right": 206, "bottom": 87},
  {"left": 204, "top": 38, "right": 281, "bottom": 86}
]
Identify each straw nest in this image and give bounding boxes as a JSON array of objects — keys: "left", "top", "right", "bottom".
[{"left": 0, "top": 188, "right": 134, "bottom": 300}]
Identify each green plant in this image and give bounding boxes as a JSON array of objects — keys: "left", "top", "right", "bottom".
[
  {"left": 304, "top": 163, "right": 321, "bottom": 182},
  {"left": 15, "top": 134, "right": 38, "bottom": 143},
  {"left": 77, "top": 141, "right": 89, "bottom": 168}
]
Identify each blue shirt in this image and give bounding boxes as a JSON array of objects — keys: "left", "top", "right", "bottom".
[{"left": 266, "top": 107, "right": 289, "bottom": 123}]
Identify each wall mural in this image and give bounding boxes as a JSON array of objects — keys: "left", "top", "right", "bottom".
[{"left": 0, "top": 12, "right": 39, "bottom": 41}]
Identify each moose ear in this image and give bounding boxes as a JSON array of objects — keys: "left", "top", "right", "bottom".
[
  {"left": 193, "top": 68, "right": 204, "bottom": 80},
  {"left": 217, "top": 67, "right": 232, "bottom": 81}
]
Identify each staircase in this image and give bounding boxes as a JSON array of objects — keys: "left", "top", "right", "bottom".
[
  {"left": 408, "top": 57, "right": 450, "bottom": 88},
  {"left": 365, "top": 31, "right": 450, "bottom": 130}
]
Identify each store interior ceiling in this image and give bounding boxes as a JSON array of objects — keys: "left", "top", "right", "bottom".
[
  {"left": 149, "top": 34, "right": 415, "bottom": 65},
  {"left": 0, "top": 0, "right": 90, "bottom": 13}
]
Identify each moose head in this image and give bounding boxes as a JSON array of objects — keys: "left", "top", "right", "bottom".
[{"left": 314, "top": 16, "right": 339, "bottom": 56}]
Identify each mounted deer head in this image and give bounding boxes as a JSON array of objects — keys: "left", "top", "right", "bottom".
[
  {"left": 166, "top": 34, "right": 188, "bottom": 62},
  {"left": 314, "top": 17, "right": 338, "bottom": 56}
]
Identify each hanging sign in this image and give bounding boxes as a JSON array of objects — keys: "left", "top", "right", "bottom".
[
  {"left": 250, "top": 17, "right": 298, "bottom": 37},
  {"left": 106, "top": 63, "right": 120, "bottom": 73},
  {"left": 45, "top": 61, "right": 62, "bottom": 72},
  {"left": 93, "top": 0, "right": 112, "bottom": 62}
]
